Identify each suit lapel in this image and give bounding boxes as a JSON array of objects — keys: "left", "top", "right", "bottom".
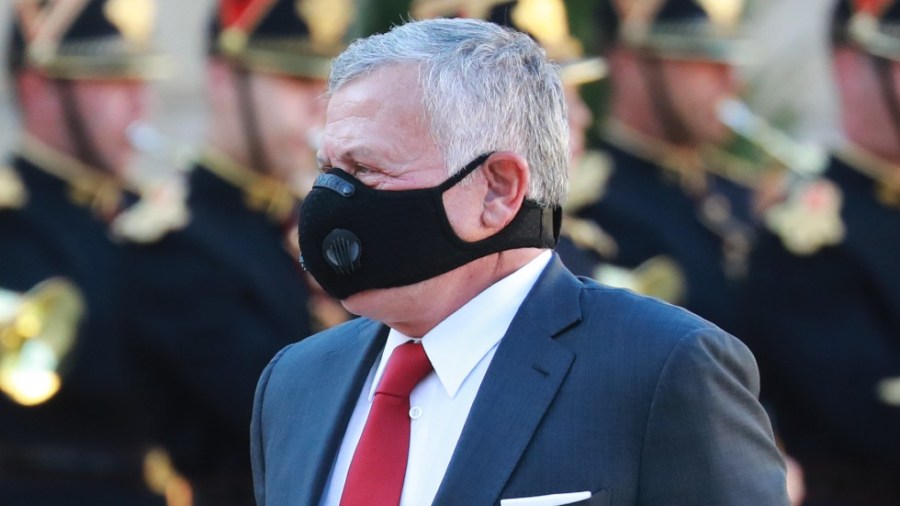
[
  {"left": 268, "top": 320, "right": 388, "bottom": 505},
  {"left": 432, "top": 255, "right": 584, "bottom": 505}
]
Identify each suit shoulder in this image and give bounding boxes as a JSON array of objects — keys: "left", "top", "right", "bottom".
[
  {"left": 273, "top": 317, "right": 381, "bottom": 366},
  {"left": 579, "top": 281, "right": 725, "bottom": 345}
]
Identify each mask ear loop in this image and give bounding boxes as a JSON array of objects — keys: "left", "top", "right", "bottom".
[
  {"left": 435, "top": 151, "right": 562, "bottom": 247},
  {"left": 436, "top": 152, "right": 494, "bottom": 191}
]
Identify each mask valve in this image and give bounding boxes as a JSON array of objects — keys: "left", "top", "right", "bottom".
[{"left": 323, "top": 229, "right": 363, "bottom": 275}]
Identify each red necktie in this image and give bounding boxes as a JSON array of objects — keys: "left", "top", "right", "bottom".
[{"left": 340, "top": 341, "right": 433, "bottom": 506}]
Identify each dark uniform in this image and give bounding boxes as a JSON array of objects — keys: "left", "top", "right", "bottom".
[
  {"left": 0, "top": 2, "right": 168, "bottom": 505},
  {"left": 123, "top": 154, "right": 312, "bottom": 506},
  {"left": 741, "top": 3, "right": 900, "bottom": 504},
  {"left": 744, "top": 154, "right": 900, "bottom": 505},
  {"left": 575, "top": 0, "right": 757, "bottom": 335},
  {"left": 578, "top": 132, "right": 756, "bottom": 333},
  {"left": 119, "top": 1, "right": 356, "bottom": 504}
]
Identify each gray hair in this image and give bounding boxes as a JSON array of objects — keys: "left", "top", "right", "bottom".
[{"left": 327, "top": 18, "right": 569, "bottom": 206}]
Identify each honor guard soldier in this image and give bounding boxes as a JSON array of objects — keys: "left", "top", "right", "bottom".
[
  {"left": 119, "top": 1, "right": 357, "bottom": 505},
  {"left": 741, "top": 1, "right": 900, "bottom": 504},
  {"left": 575, "top": 0, "right": 758, "bottom": 336},
  {"left": 0, "top": 1, "right": 173, "bottom": 505}
]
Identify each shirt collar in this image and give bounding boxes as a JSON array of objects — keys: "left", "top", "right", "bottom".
[{"left": 370, "top": 250, "right": 553, "bottom": 401}]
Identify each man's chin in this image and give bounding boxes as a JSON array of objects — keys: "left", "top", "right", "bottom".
[
  {"left": 340, "top": 283, "right": 427, "bottom": 324},
  {"left": 339, "top": 288, "right": 382, "bottom": 318}
]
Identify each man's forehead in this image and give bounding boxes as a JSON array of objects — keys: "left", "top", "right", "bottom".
[
  {"left": 319, "top": 62, "right": 438, "bottom": 165},
  {"left": 329, "top": 62, "right": 421, "bottom": 100},
  {"left": 324, "top": 67, "right": 426, "bottom": 130}
]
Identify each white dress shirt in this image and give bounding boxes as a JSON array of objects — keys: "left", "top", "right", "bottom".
[{"left": 320, "top": 251, "right": 553, "bottom": 506}]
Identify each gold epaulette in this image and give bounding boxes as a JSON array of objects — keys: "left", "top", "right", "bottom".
[
  {"left": 877, "top": 376, "right": 900, "bottom": 407},
  {"left": 561, "top": 215, "right": 618, "bottom": 260},
  {"left": 111, "top": 178, "right": 190, "bottom": 243},
  {"left": 18, "top": 135, "right": 124, "bottom": 219},
  {"left": 564, "top": 150, "right": 613, "bottom": 213},
  {"left": 603, "top": 120, "right": 708, "bottom": 195},
  {"left": 764, "top": 177, "right": 845, "bottom": 256},
  {"left": 0, "top": 165, "right": 28, "bottom": 210},
  {"left": 142, "top": 447, "right": 193, "bottom": 506},
  {"left": 593, "top": 255, "right": 686, "bottom": 304},
  {"left": 200, "top": 149, "right": 299, "bottom": 223}
]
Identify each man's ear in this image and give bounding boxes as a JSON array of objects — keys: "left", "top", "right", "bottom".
[{"left": 480, "top": 151, "right": 529, "bottom": 231}]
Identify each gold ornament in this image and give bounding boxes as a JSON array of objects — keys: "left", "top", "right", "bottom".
[
  {"left": 593, "top": 255, "right": 686, "bottom": 304},
  {"left": 0, "top": 166, "right": 28, "bottom": 210},
  {"left": 695, "top": 0, "right": 744, "bottom": 30},
  {"left": 297, "top": 0, "right": 355, "bottom": 50},
  {"left": 511, "top": 0, "right": 581, "bottom": 59},
  {"left": 111, "top": 179, "right": 190, "bottom": 243},
  {"left": 104, "top": 0, "right": 156, "bottom": 43},
  {"left": 765, "top": 179, "right": 846, "bottom": 256},
  {"left": 877, "top": 376, "right": 900, "bottom": 406}
]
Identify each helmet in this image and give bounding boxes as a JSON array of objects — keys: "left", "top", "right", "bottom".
[
  {"left": 8, "top": 0, "right": 166, "bottom": 79},
  {"left": 833, "top": 0, "right": 900, "bottom": 62},
  {"left": 411, "top": 0, "right": 606, "bottom": 85},
  {"left": 211, "top": 0, "right": 358, "bottom": 79},
  {"left": 605, "top": 0, "right": 752, "bottom": 62}
]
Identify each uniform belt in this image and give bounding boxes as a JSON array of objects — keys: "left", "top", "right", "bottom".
[
  {"left": 803, "top": 458, "right": 900, "bottom": 505},
  {"left": 0, "top": 443, "right": 150, "bottom": 490}
]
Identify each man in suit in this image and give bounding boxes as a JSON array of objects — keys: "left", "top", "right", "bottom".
[
  {"left": 741, "top": 1, "right": 900, "bottom": 504},
  {"left": 121, "top": 1, "right": 356, "bottom": 504},
  {"left": 0, "top": 1, "right": 170, "bottom": 505},
  {"left": 251, "top": 17, "right": 789, "bottom": 506}
]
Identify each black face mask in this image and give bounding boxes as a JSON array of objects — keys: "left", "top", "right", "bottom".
[{"left": 298, "top": 153, "right": 560, "bottom": 299}]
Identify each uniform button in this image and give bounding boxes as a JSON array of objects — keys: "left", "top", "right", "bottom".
[{"left": 409, "top": 406, "right": 423, "bottom": 419}]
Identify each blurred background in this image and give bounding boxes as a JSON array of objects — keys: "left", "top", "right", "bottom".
[
  {"left": 0, "top": 0, "right": 839, "bottom": 156},
  {"left": 3, "top": 1, "right": 889, "bottom": 506}
]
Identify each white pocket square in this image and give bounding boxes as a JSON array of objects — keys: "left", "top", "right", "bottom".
[{"left": 500, "top": 491, "right": 592, "bottom": 506}]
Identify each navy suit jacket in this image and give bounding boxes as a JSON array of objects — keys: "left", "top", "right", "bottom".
[{"left": 251, "top": 255, "right": 788, "bottom": 505}]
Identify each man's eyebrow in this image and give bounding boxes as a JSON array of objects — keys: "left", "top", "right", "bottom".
[
  {"left": 343, "top": 145, "right": 379, "bottom": 161},
  {"left": 327, "top": 145, "right": 386, "bottom": 167}
]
